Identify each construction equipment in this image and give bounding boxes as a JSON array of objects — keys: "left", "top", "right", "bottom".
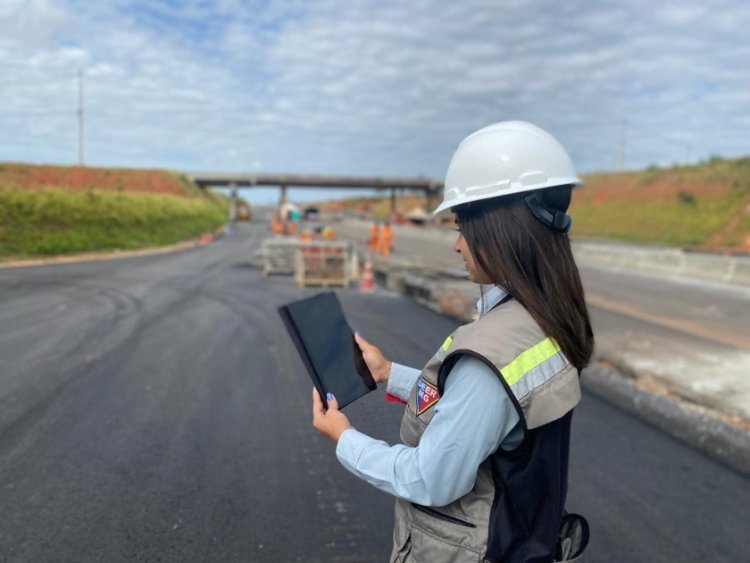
[{"left": 236, "top": 201, "right": 251, "bottom": 220}]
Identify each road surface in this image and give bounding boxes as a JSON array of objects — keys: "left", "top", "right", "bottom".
[{"left": 0, "top": 222, "right": 747, "bottom": 562}]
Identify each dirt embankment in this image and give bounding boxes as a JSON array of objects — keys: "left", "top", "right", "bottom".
[{"left": 0, "top": 163, "right": 196, "bottom": 197}]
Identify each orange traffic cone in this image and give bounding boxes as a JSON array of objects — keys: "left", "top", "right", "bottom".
[{"left": 360, "top": 256, "right": 374, "bottom": 293}]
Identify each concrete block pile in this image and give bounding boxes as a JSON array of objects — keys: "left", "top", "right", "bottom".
[{"left": 261, "top": 237, "right": 300, "bottom": 276}]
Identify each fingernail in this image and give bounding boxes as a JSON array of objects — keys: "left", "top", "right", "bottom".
[
  {"left": 354, "top": 330, "right": 360, "bottom": 337},
  {"left": 326, "top": 392, "right": 334, "bottom": 401}
]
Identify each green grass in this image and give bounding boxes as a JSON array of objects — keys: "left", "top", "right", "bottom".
[
  {"left": 0, "top": 188, "right": 228, "bottom": 258},
  {"left": 571, "top": 197, "right": 743, "bottom": 246}
]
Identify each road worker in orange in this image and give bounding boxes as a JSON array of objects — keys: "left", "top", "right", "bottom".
[
  {"left": 270, "top": 216, "right": 283, "bottom": 235},
  {"left": 378, "top": 221, "right": 393, "bottom": 257},
  {"left": 368, "top": 221, "right": 380, "bottom": 253}
]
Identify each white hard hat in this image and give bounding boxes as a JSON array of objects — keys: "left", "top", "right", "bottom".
[{"left": 433, "top": 121, "right": 581, "bottom": 215}]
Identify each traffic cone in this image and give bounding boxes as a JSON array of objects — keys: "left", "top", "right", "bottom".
[{"left": 360, "top": 256, "right": 374, "bottom": 293}]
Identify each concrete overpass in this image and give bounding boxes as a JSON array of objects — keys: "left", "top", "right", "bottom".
[{"left": 187, "top": 172, "right": 444, "bottom": 218}]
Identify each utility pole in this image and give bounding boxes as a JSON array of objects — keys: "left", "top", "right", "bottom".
[{"left": 78, "top": 69, "right": 84, "bottom": 166}]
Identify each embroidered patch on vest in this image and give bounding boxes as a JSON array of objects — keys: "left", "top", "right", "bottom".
[{"left": 416, "top": 377, "right": 440, "bottom": 415}]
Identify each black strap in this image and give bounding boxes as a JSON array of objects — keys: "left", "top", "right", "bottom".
[{"left": 523, "top": 192, "right": 572, "bottom": 233}]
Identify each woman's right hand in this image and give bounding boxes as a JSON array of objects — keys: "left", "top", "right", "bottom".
[{"left": 354, "top": 333, "right": 392, "bottom": 384}]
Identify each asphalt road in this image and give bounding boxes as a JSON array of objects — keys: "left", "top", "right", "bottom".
[{"left": 0, "top": 222, "right": 748, "bottom": 562}]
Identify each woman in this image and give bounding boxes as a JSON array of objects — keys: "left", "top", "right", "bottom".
[{"left": 312, "top": 121, "right": 593, "bottom": 562}]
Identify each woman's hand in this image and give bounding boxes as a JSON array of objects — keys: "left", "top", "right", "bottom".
[
  {"left": 312, "top": 389, "right": 352, "bottom": 443},
  {"left": 354, "top": 332, "right": 392, "bottom": 384}
]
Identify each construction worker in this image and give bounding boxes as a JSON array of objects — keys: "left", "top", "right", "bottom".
[
  {"left": 270, "top": 215, "right": 283, "bottom": 235},
  {"left": 368, "top": 221, "right": 380, "bottom": 253},
  {"left": 378, "top": 220, "right": 393, "bottom": 257},
  {"left": 321, "top": 225, "right": 336, "bottom": 240},
  {"left": 312, "top": 121, "right": 592, "bottom": 562}
]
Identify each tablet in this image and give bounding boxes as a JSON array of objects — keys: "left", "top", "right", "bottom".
[{"left": 278, "top": 292, "right": 376, "bottom": 409}]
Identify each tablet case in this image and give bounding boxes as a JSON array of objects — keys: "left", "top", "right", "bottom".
[{"left": 278, "top": 292, "right": 376, "bottom": 409}]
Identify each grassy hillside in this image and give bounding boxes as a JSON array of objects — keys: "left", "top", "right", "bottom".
[
  {"left": 571, "top": 157, "right": 750, "bottom": 249},
  {"left": 316, "top": 157, "right": 750, "bottom": 250},
  {"left": 0, "top": 163, "right": 228, "bottom": 258}
]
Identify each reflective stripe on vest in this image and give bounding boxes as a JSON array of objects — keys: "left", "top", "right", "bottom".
[
  {"left": 500, "top": 336, "right": 569, "bottom": 400},
  {"left": 440, "top": 336, "right": 453, "bottom": 352}
]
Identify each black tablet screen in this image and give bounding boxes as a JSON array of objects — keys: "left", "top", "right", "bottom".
[{"left": 279, "top": 292, "right": 375, "bottom": 409}]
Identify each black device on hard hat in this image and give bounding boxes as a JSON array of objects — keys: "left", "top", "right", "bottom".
[{"left": 522, "top": 191, "right": 572, "bottom": 234}]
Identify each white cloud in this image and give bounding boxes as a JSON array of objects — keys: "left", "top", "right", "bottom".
[
  {"left": 0, "top": 0, "right": 69, "bottom": 46},
  {"left": 0, "top": 0, "right": 749, "bottom": 202}
]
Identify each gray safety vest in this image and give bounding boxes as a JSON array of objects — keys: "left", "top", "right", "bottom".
[{"left": 391, "top": 298, "right": 581, "bottom": 563}]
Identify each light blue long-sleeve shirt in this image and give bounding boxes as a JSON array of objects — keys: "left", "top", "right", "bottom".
[{"left": 335, "top": 286, "right": 523, "bottom": 507}]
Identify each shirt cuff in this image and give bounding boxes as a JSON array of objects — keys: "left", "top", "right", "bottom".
[
  {"left": 386, "top": 363, "right": 420, "bottom": 402},
  {"left": 335, "top": 428, "right": 371, "bottom": 471}
]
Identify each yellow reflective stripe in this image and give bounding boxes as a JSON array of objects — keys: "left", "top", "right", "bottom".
[
  {"left": 441, "top": 336, "right": 453, "bottom": 351},
  {"left": 500, "top": 337, "right": 561, "bottom": 386}
]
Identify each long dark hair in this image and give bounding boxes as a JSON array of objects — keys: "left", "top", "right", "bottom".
[{"left": 455, "top": 185, "right": 594, "bottom": 372}]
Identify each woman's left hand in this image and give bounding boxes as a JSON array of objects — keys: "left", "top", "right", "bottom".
[{"left": 312, "top": 388, "right": 352, "bottom": 442}]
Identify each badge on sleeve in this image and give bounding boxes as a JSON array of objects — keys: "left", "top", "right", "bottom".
[{"left": 416, "top": 377, "right": 440, "bottom": 415}]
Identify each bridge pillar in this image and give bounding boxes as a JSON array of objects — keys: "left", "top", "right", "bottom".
[
  {"left": 425, "top": 187, "right": 439, "bottom": 214},
  {"left": 229, "top": 182, "right": 238, "bottom": 222},
  {"left": 390, "top": 187, "right": 396, "bottom": 215}
]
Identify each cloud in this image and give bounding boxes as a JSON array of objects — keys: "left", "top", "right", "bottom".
[
  {"left": 0, "top": 0, "right": 749, "bottom": 203},
  {"left": 0, "top": 0, "right": 69, "bottom": 46}
]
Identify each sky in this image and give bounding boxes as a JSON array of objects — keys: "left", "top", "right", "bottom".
[{"left": 1, "top": 0, "right": 749, "bottom": 204}]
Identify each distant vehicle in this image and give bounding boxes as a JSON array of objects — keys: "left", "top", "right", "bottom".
[
  {"left": 304, "top": 206, "right": 320, "bottom": 220},
  {"left": 236, "top": 201, "right": 251, "bottom": 221},
  {"left": 405, "top": 206, "right": 429, "bottom": 226}
]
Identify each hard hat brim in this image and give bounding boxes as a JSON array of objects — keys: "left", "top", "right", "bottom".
[{"left": 432, "top": 178, "right": 582, "bottom": 216}]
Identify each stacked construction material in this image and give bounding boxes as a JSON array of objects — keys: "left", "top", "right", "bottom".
[
  {"left": 261, "top": 237, "right": 300, "bottom": 276},
  {"left": 294, "top": 241, "right": 351, "bottom": 288}
]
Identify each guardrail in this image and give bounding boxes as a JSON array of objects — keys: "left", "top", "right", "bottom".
[
  {"left": 572, "top": 240, "right": 750, "bottom": 288},
  {"left": 341, "top": 218, "right": 750, "bottom": 288}
]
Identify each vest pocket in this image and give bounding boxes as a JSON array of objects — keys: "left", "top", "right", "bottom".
[
  {"left": 409, "top": 525, "right": 483, "bottom": 563},
  {"left": 412, "top": 504, "right": 476, "bottom": 528}
]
